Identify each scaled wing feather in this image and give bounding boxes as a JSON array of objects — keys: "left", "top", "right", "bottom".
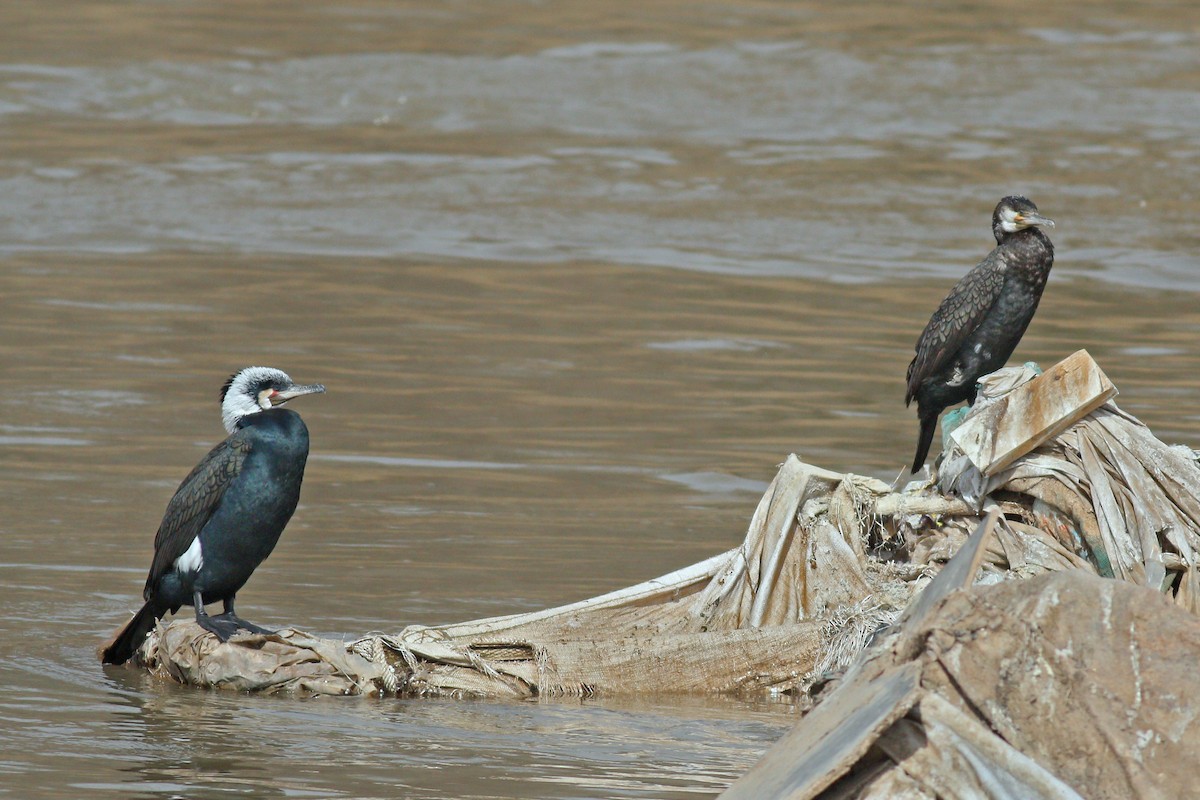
[
  {"left": 143, "top": 432, "right": 254, "bottom": 598},
  {"left": 906, "top": 255, "right": 1006, "bottom": 405}
]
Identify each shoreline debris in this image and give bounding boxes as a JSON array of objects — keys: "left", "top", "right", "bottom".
[{"left": 116, "top": 352, "right": 1200, "bottom": 722}]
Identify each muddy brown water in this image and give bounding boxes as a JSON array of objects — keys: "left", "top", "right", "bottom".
[{"left": 2, "top": 2, "right": 1198, "bottom": 798}]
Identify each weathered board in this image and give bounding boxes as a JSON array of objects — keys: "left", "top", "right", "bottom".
[{"left": 950, "top": 349, "right": 1117, "bottom": 476}]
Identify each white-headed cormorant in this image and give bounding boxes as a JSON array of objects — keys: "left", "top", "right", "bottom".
[
  {"left": 102, "top": 367, "right": 325, "bottom": 665},
  {"left": 905, "top": 196, "right": 1055, "bottom": 473}
]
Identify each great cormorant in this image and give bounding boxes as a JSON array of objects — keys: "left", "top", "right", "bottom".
[
  {"left": 905, "top": 196, "right": 1055, "bottom": 473},
  {"left": 102, "top": 367, "right": 325, "bottom": 665}
]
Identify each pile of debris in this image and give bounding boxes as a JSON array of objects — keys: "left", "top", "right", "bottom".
[{"left": 121, "top": 350, "right": 1200, "bottom": 797}]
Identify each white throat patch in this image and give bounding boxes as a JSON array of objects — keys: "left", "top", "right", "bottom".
[
  {"left": 998, "top": 206, "right": 1021, "bottom": 234},
  {"left": 221, "top": 366, "right": 293, "bottom": 433}
]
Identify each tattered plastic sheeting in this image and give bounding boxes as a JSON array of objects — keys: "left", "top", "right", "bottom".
[
  {"left": 131, "top": 357, "right": 1200, "bottom": 703},
  {"left": 150, "top": 624, "right": 386, "bottom": 696},
  {"left": 721, "top": 516, "right": 1200, "bottom": 800}
]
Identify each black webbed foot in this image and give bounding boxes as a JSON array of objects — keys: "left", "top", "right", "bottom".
[
  {"left": 195, "top": 610, "right": 241, "bottom": 642},
  {"left": 195, "top": 612, "right": 275, "bottom": 641},
  {"left": 221, "top": 613, "right": 276, "bottom": 636}
]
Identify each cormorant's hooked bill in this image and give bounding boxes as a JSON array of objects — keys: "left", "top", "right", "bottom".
[
  {"left": 102, "top": 367, "right": 325, "bottom": 666},
  {"left": 905, "top": 196, "right": 1055, "bottom": 474}
]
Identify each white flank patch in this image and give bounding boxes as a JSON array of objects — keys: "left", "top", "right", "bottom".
[{"left": 174, "top": 537, "right": 204, "bottom": 574}]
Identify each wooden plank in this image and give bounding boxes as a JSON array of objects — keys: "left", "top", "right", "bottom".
[
  {"left": 950, "top": 350, "right": 1117, "bottom": 476},
  {"left": 718, "top": 661, "right": 922, "bottom": 800}
]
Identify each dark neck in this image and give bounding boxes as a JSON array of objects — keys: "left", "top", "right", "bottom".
[{"left": 996, "top": 226, "right": 1051, "bottom": 249}]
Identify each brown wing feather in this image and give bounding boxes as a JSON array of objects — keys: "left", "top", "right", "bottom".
[
  {"left": 143, "top": 431, "right": 254, "bottom": 598},
  {"left": 905, "top": 254, "right": 1006, "bottom": 404}
]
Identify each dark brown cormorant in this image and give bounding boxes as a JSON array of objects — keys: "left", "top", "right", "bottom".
[
  {"left": 905, "top": 196, "right": 1055, "bottom": 473},
  {"left": 102, "top": 367, "right": 325, "bottom": 665}
]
